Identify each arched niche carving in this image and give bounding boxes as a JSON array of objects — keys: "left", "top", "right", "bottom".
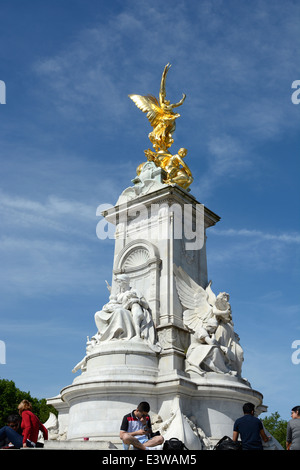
[{"left": 113, "top": 239, "right": 161, "bottom": 325}]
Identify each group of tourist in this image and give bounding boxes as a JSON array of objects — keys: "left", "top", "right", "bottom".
[
  {"left": 0, "top": 399, "right": 48, "bottom": 449},
  {"left": 119, "top": 401, "right": 300, "bottom": 451},
  {"left": 0, "top": 399, "right": 299, "bottom": 450}
]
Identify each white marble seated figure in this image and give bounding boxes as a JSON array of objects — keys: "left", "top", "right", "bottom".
[{"left": 94, "top": 274, "right": 160, "bottom": 352}]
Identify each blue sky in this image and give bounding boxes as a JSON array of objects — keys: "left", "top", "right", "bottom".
[{"left": 0, "top": 0, "right": 299, "bottom": 422}]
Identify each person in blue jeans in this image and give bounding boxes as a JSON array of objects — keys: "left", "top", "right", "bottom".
[
  {"left": 0, "top": 414, "right": 22, "bottom": 448},
  {"left": 233, "top": 402, "right": 270, "bottom": 450},
  {"left": 0, "top": 422, "right": 23, "bottom": 448}
]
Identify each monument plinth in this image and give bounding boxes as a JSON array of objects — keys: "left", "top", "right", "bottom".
[{"left": 47, "top": 65, "right": 279, "bottom": 450}]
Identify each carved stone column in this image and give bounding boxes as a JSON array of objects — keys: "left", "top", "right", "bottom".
[{"left": 103, "top": 185, "right": 220, "bottom": 375}]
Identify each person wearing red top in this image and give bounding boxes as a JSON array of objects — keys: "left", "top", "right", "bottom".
[
  {"left": 18, "top": 400, "right": 48, "bottom": 447},
  {"left": 0, "top": 399, "right": 48, "bottom": 448}
]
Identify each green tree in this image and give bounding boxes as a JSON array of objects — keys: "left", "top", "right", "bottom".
[
  {"left": 0, "top": 379, "right": 57, "bottom": 427},
  {"left": 262, "top": 411, "right": 287, "bottom": 449}
]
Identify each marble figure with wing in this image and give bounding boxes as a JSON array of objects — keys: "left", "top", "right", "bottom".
[{"left": 174, "top": 265, "right": 244, "bottom": 377}]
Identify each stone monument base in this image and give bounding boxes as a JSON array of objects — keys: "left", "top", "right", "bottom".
[{"left": 48, "top": 344, "right": 265, "bottom": 450}]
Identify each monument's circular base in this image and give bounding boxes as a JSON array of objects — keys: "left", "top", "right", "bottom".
[{"left": 61, "top": 366, "right": 264, "bottom": 445}]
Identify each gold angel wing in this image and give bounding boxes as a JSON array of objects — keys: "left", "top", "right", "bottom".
[
  {"left": 128, "top": 94, "right": 164, "bottom": 128},
  {"left": 173, "top": 264, "right": 212, "bottom": 333}
]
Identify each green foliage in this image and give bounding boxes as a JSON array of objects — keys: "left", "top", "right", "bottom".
[
  {"left": 262, "top": 411, "right": 287, "bottom": 449},
  {"left": 0, "top": 379, "right": 57, "bottom": 427}
]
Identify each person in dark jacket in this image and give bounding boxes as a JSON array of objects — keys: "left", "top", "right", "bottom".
[{"left": 233, "top": 402, "right": 270, "bottom": 450}]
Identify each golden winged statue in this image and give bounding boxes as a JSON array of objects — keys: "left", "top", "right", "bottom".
[
  {"left": 129, "top": 64, "right": 193, "bottom": 190},
  {"left": 129, "top": 63, "right": 186, "bottom": 152}
]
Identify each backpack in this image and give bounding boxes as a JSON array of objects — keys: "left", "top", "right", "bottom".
[
  {"left": 163, "top": 437, "right": 189, "bottom": 451},
  {"left": 214, "top": 435, "right": 242, "bottom": 450}
]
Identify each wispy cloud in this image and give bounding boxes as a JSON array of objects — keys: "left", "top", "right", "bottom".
[
  {"left": 0, "top": 189, "right": 115, "bottom": 296},
  {"left": 31, "top": 0, "right": 300, "bottom": 204},
  {"left": 32, "top": 0, "right": 299, "bottom": 138},
  {"left": 208, "top": 225, "right": 300, "bottom": 272},
  {"left": 211, "top": 227, "right": 300, "bottom": 244},
  {"left": 0, "top": 236, "right": 104, "bottom": 296},
  {"left": 0, "top": 191, "right": 96, "bottom": 239}
]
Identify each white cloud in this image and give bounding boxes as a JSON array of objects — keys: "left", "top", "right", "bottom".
[
  {"left": 0, "top": 191, "right": 94, "bottom": 236},
  {"left": 207, "top": 225, "right": 300, "bottom": 273},
  {"left": 0, "top": 236, "right": 97, "bottom": 295},
  {"left": 0, "top": 190, "right": 115, "bottom": 296},
  {"left": 28, "top": 0, "right": 300, "bottom": 206},
  {"left": 211, "top": 228, "right": 300, "bottom": 244},
  {"left": 32, "top": 1, "right": 299, "bottom": 131}
]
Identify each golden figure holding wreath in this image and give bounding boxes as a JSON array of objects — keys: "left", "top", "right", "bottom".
[{"left": 129, "top": 64, "right": 193, "bottom": 190}]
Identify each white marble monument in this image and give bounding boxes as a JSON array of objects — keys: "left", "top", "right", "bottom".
[
  {"left": 47, "top": 65, "right": 281, "bottom": 450},
  {"left": 47, "top": 164, "right": 275, "bottom": 449}
]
